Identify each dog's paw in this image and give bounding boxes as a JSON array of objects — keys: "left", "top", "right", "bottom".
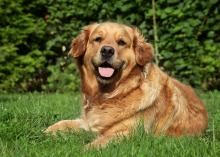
[
  {"left": 84, "top": 136, "right": 109, "bottom": 150},
  {"left": 43, "top": 126, "right": 57, "bottom": 135},
  {"left": 43, "top": 121, "right": 65, "bottom": 135},
  {"left": 84, "top": 142, "right": 102, "bottom": 150}
]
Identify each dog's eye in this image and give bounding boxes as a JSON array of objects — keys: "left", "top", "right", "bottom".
[
  {"left": 94, "top": 36, "right": 102, "bottom": 42},
  {"left": 117, "top": 39, "right": 126, "bottom": 46}
]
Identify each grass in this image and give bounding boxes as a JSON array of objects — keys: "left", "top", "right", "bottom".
[{"left": 0, "top": 91, "right": 220, "bottom": 157}]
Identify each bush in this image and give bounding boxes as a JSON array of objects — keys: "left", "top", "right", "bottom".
[
  {"left": 42, "top": 57, "right": 80, "bottom": 92},
  {"left": 0, "top": 0, "right": 219, "bottom": 92},
  {"left": 155, "top": 0, "right": 220, "bottom": 89},
  {"left": 0, "top": 0, "right": 50, "bottom": 92}
]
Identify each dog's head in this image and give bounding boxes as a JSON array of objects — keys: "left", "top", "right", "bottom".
[{"left": 69, "top": 22, "right": 153, "bottom": 85}]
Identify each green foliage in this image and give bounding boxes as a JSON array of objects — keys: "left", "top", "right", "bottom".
[
  {"left": 155, "top": 0, "right": 220, "bottom": 89},
  {"left": 42, "top": 57, "right": 80, "bottom": 92},
  {"left": 0, "top": 0, "right": 51, "bottom": 92},
  {"left": 0, "top": 0, "right": 220, "bottom": 92}
]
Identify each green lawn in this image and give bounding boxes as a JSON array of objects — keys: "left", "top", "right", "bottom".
[{"left": 0, "top": 91, "right": 220, "bottom": 157}]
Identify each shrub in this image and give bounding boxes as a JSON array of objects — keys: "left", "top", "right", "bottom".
[
  {"left": 0, "top": 0, "right": 50, "bottom": 92},
  {"left": 0, "top": 0, "right": 219, "bottom": 92}
]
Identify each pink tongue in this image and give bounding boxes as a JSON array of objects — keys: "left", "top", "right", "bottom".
[{"left": 98, "top": 67, "right": 115, "bottom": 77}]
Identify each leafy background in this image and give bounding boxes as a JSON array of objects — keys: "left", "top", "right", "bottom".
[{"left": 0, "top": 0, "right": 219, "bottom": 92}]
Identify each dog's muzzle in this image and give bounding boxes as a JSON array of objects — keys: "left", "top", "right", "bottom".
[
  {"left": 91, "top": 46, "right": 125, "bottom": 83},
  {"left": 97, "top": 46, "right": 115, "bottom": 78}
]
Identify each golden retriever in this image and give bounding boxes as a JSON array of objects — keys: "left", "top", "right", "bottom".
[{"left": 45, "top": 22, "right": 208, "bottom": 148}]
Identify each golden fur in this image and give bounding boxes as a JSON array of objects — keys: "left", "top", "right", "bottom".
[{"left": 45, "top": 22, "right": 208, "bottom": 148}]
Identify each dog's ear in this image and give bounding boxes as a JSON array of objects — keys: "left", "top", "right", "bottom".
[
  {"left": 133, "top": 28, "right": 154, "bottom": 66},
  {"left": 69, "top": 24, "right": 97, "bottom": 58}
]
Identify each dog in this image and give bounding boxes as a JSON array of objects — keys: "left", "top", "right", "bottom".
[{"left": 45, "top": 22, "right": 208, "bottom": 148}]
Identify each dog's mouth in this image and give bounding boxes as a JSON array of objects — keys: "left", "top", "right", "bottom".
[
  {"left": 98, "top": 62, "right": 116, "bottom": 78},
  {"left": 92, "top": 59, "right": 125, "bottom": 84}
]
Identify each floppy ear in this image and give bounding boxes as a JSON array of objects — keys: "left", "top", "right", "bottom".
[
  {"left": 69, "top": 24, "right": 97, "bottom": 58},
  {"left": 133, "top": 28, "right": 154, "bottom": 66},
  {"left": 68, "top": 28, "right": 89, "bottom": 58}
]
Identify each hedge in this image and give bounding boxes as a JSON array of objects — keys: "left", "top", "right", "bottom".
[{"left": 0, "top": 0, "right": 219, "bottom": 92}]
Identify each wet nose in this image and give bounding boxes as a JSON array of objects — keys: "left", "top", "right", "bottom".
[{"left": 101, "top": 46, "right": 115, "bottom": 59}]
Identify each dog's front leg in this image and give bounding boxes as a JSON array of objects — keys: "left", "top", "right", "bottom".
[
  {"left": 44, "top": 119, "right": 87, "bottom": 134},
  {"left": 86, "top": 117, "right": 137, "bottom": 149}
]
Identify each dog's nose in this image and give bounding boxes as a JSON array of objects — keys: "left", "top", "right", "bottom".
[{"left": 101, "top": 46, "right": 115, "bottom": 59}]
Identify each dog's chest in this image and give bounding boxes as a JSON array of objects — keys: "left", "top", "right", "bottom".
[
  {"left": 83, "top": 100, "right": 124, "bottom": 133},
  {"left": 84, "top": 106, "right": 110, "bottom": 132},
  {"left": 81, "top": 89, "right": 147, "bottom": 133}
]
